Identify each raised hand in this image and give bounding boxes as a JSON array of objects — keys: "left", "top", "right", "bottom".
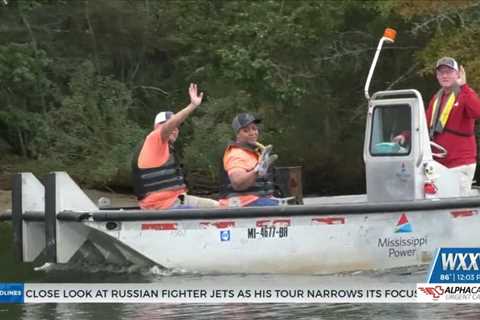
[
  {"left": 255, "top": 145, "right": 278, "bottom": 177},
  {"left": 189, "top": 83, "right": 204, "bottom": 107}
]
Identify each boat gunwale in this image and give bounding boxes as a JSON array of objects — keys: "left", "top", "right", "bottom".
[
  {"left": 3, "top": 196, "right": 480, "bottom": 223},
  {"left": 55, "top": 196, "right": 480, "bottom": 222}
]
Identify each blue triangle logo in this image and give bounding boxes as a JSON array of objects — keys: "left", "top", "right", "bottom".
[{"left": 395, "top": 223, "right": 412, "bottom": 233}]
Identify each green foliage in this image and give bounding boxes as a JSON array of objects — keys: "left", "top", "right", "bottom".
[
  {"left": 37, "top": 61, "right": 145, "bottom": 187},
  {"left": 171, "top": 0, "right": 366, "bottom": 192},
  {"left": 0, "top": 44, "right": 56, "bottom": 157},
  {"left": 1, "top": 0, "right": 480, "bottom": 194}
]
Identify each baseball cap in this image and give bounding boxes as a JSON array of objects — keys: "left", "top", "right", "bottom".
[
  {"left": 232, "top": 113, "right": 261, "bottom": 133},
  {"left": 436, "top": 57, "right": 459, "bottom": 72},
  {"left": 154, "top": 111, "right": 174, "bottom": 126}
]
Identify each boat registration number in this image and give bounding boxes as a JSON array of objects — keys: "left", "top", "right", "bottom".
[{"left": 247, "top": 226, "right": 288, "bottom": 239}]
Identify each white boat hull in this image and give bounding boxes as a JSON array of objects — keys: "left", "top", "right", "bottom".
[
  {"left": 8, "top": 172, "right": 480, "bottom": 274},
  {"left": 82, "top": 208, "right": 479, "bottom": 274}
]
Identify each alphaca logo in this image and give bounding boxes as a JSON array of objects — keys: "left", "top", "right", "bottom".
[{"left": 418, "top": 286, "right": 445, "bottom": 300}]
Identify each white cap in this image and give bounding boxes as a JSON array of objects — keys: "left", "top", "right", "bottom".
[
  {"left": 436, "top": 57, "right": 459, "bottom": 72},
  {"left": 154, "top": 111, "right": 173, "bottom": 127}
]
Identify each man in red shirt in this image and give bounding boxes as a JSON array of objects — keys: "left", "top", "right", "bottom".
[{"left": 396, "top": 57, "right": 480, "bottom": 195}]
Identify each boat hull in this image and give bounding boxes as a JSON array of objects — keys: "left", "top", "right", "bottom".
[
  {"left": 82, "top": 207, "right": 479, "bottom": 274},
  {"left": 8, "top": 172, "right": 480, "bottom": 274}
]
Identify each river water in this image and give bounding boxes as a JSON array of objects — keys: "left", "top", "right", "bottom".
[{"left": 1, "top": 223, "right": 480, "bottom": 320}]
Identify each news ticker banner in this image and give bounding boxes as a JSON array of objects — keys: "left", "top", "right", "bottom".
[
  {"left": 6, "top": 283, "right": 480, "bottom": 304},
  {"left": 1, "top": 283, "right": 417, "bottom": 303}
]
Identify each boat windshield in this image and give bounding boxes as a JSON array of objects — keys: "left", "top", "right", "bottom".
[{"left": 370, "top": 104, "right": 411, "bottom": 156}]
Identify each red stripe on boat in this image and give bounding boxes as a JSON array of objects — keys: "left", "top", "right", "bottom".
[
  {"left": 141, "top": 223, "right": 177, "bottom": 230},
  {"left": 200, "top": 221, "right": 235, "bottom": 228},
  {"left": 450, "top": 210, "right": 477, "bottom": 218},
  {"left": 311, "top": 217, "right": 346, "bottom": 225},
  {"left": 256, "top": 219, "right": 291, "bottom": 227}
]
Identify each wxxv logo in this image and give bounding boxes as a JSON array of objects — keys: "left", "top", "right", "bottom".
[
  {"left": 428, "top": 248, "right": 480, "bottom": 283},
  {"left": 442, "top": 252, "right": 480, "bottom": 271}
]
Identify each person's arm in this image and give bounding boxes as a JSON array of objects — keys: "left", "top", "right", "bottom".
[
  {"left": 392, "top": 97, "right": 436, "bottom": 146},
  {"left": 224, "top": 149, "right": 259, "bottom": 191},
  {"left": 455, "top": 66, "right": 480, "bottom": 119},
  {"left": 228, "top": 168, "right": 258, "bottom": 191},
  {"left": 393, "top": 96, "right": 435, "bottom": 144},
  {"left": 161, "top": 83, "right": 203, "bottom": 141},
  {"left": 392, "top": 132, "right": 409, "bottom": 145},
  {"left": 462, "top": 85, "right": 480, "bottom": 119}
]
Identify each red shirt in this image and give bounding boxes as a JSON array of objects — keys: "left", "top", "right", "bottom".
[{"left": 426, "top": 84, "right": 480, "bottom": 168}]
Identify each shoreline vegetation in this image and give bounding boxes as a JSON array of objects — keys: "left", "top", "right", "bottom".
[
  {"left": 1, "top": 1, "right": 479, "bottom": 199},
  {"left": 0, "top": 187, "right": 137, "bottom": 213}
]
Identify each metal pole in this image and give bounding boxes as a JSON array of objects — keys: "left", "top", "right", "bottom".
[{"left": 364, "top": 28, "right": 397, "bottom": 100}]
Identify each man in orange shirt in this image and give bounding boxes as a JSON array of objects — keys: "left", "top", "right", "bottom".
[
  {"left": 131, "top": 83, "right": 218, "bottom": 209},
  {"left": 219, "top": 113, "right": 278, "bottom": 207}
]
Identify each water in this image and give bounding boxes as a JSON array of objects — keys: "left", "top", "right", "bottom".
[
  {"left": 1, "top": 224, "right": 480, "bottom": 319},
  {"left": 4, "top": 300, "right": 478, "bottom": 320}
]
